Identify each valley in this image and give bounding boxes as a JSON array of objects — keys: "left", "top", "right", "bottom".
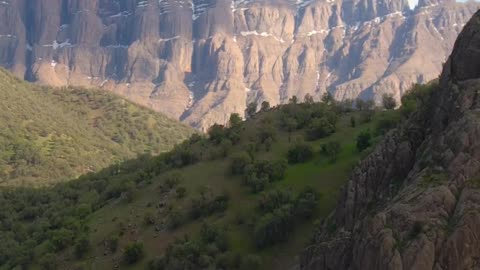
[
  {"left": 1, "top": 1, "right": 480, "bottom": 270},
  {"left": 0, "top": 91, "right": 404, "bottom": 269}
]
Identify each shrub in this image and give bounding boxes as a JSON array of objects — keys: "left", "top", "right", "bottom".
[
  {"left": 356, "top": 98, "right": 375, "bottom": 111},
  {"left": 375, "top": 114, "right": 399, "bottom": 135},
  {"left": 74, "top": 236, "right": 90, "bottom": 259},
  {"left": 321, "top": 141, "right": 341, "bottom": 163},
  {"left": 241, "top": 255, "right": 262, "bottom": 270},
  {"left": 257, "top": 125, "right": 277, "bottom": 144},
  {"left": 230, "top": 152, "right": 252, "bottom": 175},
  {"left": 123, "top": 242, "right": 144, "bottom": 264},
  {"left": 258, "top": 189, "right": 294, "bottom": 213},
  {"left": 281, "top": 117, "right": 298, "bottom": 132},
  {"left": 143, "top": 211, "right": 155, "bottom": 225},
  {"left": 50, "top": 228, "right": 75, "bottom": 251},
  {"left": 108, "top": 236, "right": 119, "bottom": 253},
  {"left": 295, "top": 187, "right": 319, "bottom": 218},
  {"left": 167, "top": 208, "right": 184, "bottom": 229},
  {"left": 289, "top": 96, "right": 298, "bottom": 104},
  {"left": 360, "top": 110, "right": 375, "bottom": 123},
  {"left": 241, "top": 160, "right": 287, "bottom": 193},
  {"left": 164, "top": 171, "right": 183, "bottom": 190},
  {"left": 304, "top": 93, "right": 314, "bottom": 104},
  {"left": 176, "top": 186, "right": 187, "bottom": 199},
  {"left": 287, "top": 143, "right": 314, "bottom": 164},
  {"left": 254, "top": 205, "right": 294, "bottom": 248},
  {"left": 229, "top": 113, "right": 242, "bottom": 128},
  {"left": 307, "top": 118, "right": 336, "bottom": 140},
  {"left": 254, "top": 188, "right": 319, "bottom": 248},
  {"left": 382, "top": 93, "right": 397, "bottom": 110},
  {"left": 321, "top": 92, "right": 335, "bottom": 105},
  {"left": 356, "top": 130, "right": 372, "bottom": 152},
  {"left": 245, "top": 102, "right": 258, "bottom": 119},
  {"left": 208, "top": 124, "right": 226, "bottom": 144},
  {"left": 39, "top": 253, "right": 57, "bottom": 270},
  {"left": 260, "top": 101, "right": 271, "bottom": 112},
  {"left": 189, "top": 192, "right": 230, "bottom": 220}
]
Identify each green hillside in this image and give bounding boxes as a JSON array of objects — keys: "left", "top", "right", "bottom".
[
  {"left": 0, "top": 86, "right": 430, "bottom": 269},
  {"left": 0, "top": 69, "right": 194, "bottom": 186}
]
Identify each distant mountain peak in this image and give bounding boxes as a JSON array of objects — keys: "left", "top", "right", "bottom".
[{"left": 0, "top": 0, "right": 478, "bottom": 129}]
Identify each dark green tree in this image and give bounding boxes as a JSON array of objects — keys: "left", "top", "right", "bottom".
[
  {"left": 230, "top": 152, "right": 252, "bottom": 175},
  {"left": 245, "top": 102, "right": 258, "bottom": 119},
  {"left": 229, "top": 113, "right": 243, "bottom": 127},
  {"left": 304, "top": 93, "right": 314, "bottom": 104},
  {"left": 260, "top": 101, "right": 271, "bottom": 112},
  {"left": 356, "top": 130, "right": 372, "bottom": 152},
  {"left": 287, "top": 143, "right": 314, "bottom": 164},
  {"left": 74, "top": 236, "right": 90, "bottom": 259},
  {"left": 123, "top": 242, "right": 145, "bottom": 264},
  {"left": 321, "top": 92, "right": 335, "bottom": 105},
  {"left": 307, "top": 117, "right": 336, "bottom": 140},
  {"left": 289, "top": 95, "right": 298, "bottom": 104},
  {"left": 321, "top": 141, "right": 341, "bottom": 163},
  {"left": 295, "top": 187, "right": 319, "bottom": 218},
  {"left": 382, "top": 93, "right": 397, "bottom": 110},
  {"left": 208, "top": 124, "right": 226, "bottom": 144}
]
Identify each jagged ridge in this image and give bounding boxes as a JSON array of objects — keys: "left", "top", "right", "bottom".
[{"left": 0, "top": 0, "right": 478, "bottom": 130}]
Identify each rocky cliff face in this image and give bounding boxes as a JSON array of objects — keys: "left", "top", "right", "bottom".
[
  {"left": 301, "top": 10, "right": 480, "bottom": 270},
  {"left": 0, "top": 0, "right": 478, "bottom": 130}
]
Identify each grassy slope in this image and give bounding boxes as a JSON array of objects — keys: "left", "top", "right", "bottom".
[
  {"left": 0, "top": 69, "right": 193, "bottom": 186},
  {"left": 76, "top": 109, "right": 392, "bottom": 270}
]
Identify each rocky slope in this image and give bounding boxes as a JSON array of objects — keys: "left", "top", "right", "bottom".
[
  {"left": 0, "top": 0, "right": 478, "bottom": 130},
  {"left": 301, "top": 9, "right": 480, "bottom": 270}
]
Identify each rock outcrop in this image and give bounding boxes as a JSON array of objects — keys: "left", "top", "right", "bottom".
[
  {"left": 301, "top": 10, "right": 480, "bottom": 270},
  {"left": 0, "top": 0, "right": 478, "bottom": 130}
]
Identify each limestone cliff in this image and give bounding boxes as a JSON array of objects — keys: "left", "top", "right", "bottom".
[
  {"left": 0, "top": 0, "right": 478, "bottom": 130},
  {"left": 301, "top": 9, "right": 480, "bottom": 270}
]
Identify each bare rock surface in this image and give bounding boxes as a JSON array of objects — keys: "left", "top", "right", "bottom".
[
  {"left": 301, "top": 10, "right": 480, "bottom": 270},
  {"left": 0, "top": 0, "right": 478, "bottom": 130}
]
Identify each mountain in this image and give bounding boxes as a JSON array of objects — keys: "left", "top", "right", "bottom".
[
  {"left": 0, "top": 0, "right": 478, "bottom": 130},
  {"left": 0, "top": 68, "right": 193, "bottom": 186},
  {"left": 0, "top": 93, "right": 401, "bottom": 269},
  {"left": 301, "top": 9, "right": 480, "bottom": 270}
]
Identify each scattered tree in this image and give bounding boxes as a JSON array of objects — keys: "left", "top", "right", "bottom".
[
  {"left": 382, "top": 93, "right": 397, "bottom": 110},
  {"left": 208, "top": 124, "right": 226, "bottom": 144},
  {"left": 176, "top": 186, "right": 187, "bottom": 199},
  {"left": 295, "top": 187, "right": 320, "bottom": 218},
  {"left": 321, "top": 141, "right": 341, "bottom": 163},
  {"left": 321, "top": 92, "right": 335, "bottom": 105},
  {"left": 289, "top": 95, "right": 298, "bottom": 104},
  {"left": 260, "top": 101, "right": 271, "bottom": 112},
  {"left": 240, "top": 255, "right": 262, "bottom": 270},
  {"left": 74, "top": 236, "right": 90, "bottom": 259},
  {"left": 287, "top": 143, "right": 314, "bottom": 164},
  {"left": 123, "top": 242, "right": 145, "bottom": 264},
  {"left": 356, "top": 130, "right": 372, "bottom": 152},
  {"left": 356, "top": 98, "right": 375, "bottom": 111},
  {"left": 230, "top": 152, "right": 252, "bottom": 175},
  {"left": 229, "top": 113, "right": 243, "bottom": 128},
  {"left": 143, "top": 211, "right": 155, "bottom": 225},
  {"left": 304, "top": 93, "right": 314, "bottom": 104},
  {"left": 108, "top": 236, "right": 119, "bottom": 253},
  {"left": 246, "top": 102, "right": 258, "bottom": 119},
  {"left": 307, "top": 117, "right": 336, "bottom": 140}
]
